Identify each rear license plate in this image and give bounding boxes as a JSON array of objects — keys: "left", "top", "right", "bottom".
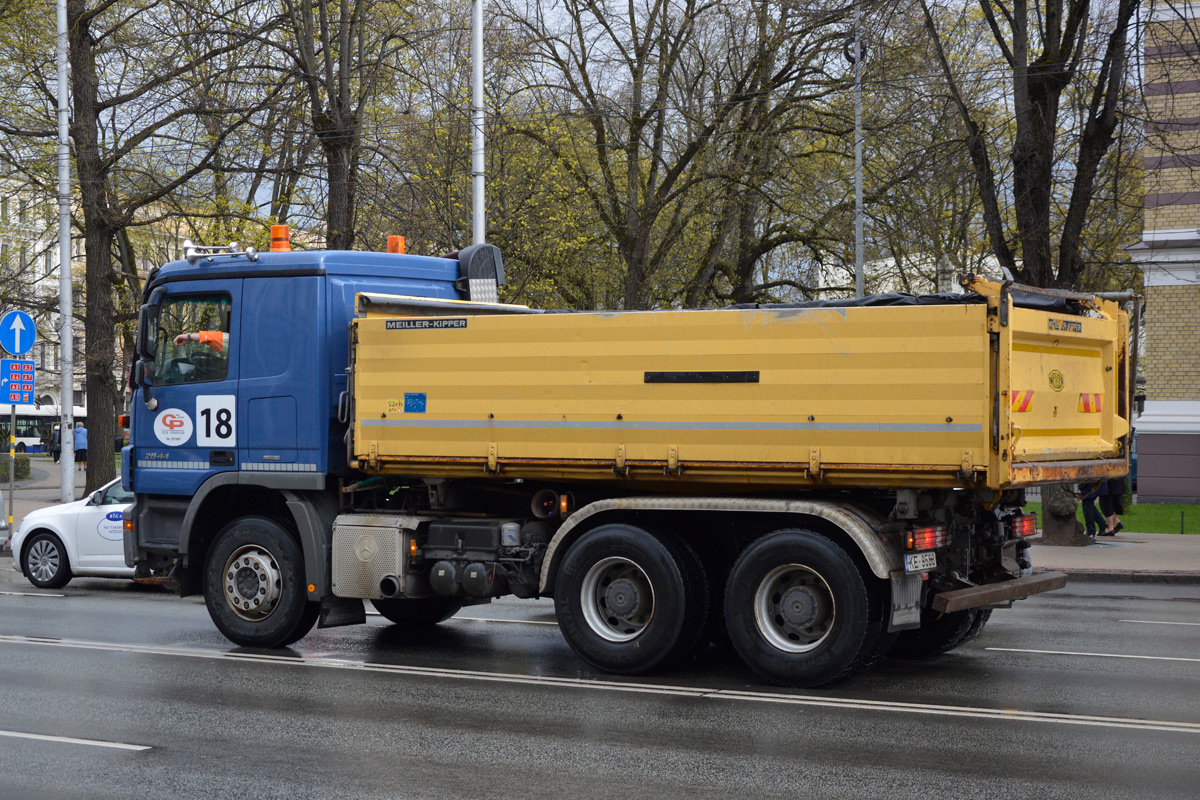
[{"left": 904, "top": 551, "right": 937, "bottom": 574}]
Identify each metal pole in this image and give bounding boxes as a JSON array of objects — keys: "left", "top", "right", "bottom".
[
  {"left": 471, "top": 0, "right": 485, "bottom": 245},
  {"left": 7, "top": 406, "right": 13, "bottom": 532},
  {"left": 853, "top": 0, "right": 864, "bottom": 299},
  {"left": 57, "top": 0, "right": 74, "bottom": 502}
]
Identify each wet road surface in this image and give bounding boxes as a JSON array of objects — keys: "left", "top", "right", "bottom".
[{"left": 0, "top": 570, "right": 1197, "bottom": 800}]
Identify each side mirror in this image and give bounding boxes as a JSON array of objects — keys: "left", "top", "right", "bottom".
[{"left": 89, "top": 490, "right": 103, "bottom": 506}]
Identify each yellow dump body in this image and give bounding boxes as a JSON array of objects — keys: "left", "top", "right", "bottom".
[{"left": 350, "top": 283, "right": 1129, "bottom": 492}]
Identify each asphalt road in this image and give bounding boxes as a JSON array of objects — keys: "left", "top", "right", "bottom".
[{"left": 0, "top": 569, "right": 1197, "bottom": 800}]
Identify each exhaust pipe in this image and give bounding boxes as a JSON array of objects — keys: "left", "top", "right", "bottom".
[{"left": 378, "top": 575, "right": 401, "bottom": 598}]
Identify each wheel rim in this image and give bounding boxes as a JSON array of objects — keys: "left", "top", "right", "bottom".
[
  {"left": 753, "top": 563, "right": 836, "bottom": 654},
  {"left": 28, "top": 539, "right": 60, "bottom": 583},
  {"left": 580, "top": 556, "right": 655, "bottom": 643},
  {"left": 222, "top": 544, "right": 284, "bottom": 622}
]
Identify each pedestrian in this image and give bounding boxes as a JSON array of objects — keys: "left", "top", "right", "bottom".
[
  {"left": 1100, "top": 476, "right": 1126, "bottom": 536},
  {"left": 1078, "top": 480, "right": 1106, "bottom": 539},
  {"left": 74, "top": 421, "right": 88, "bottom": 472},
  {"left": 50, "top": 424, "right": 61, "bottom": 464}
]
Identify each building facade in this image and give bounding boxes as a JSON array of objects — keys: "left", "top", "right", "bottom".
[{"left": 1130, "top": 0, "right": 1200, "bottom": 502}]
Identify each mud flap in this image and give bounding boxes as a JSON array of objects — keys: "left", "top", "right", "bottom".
[
  {"left": 319, "top": 597, "right": 366, "bottom": 628},
  {"left": 889, "top": 573, "right": 923, "bottom": 631}
]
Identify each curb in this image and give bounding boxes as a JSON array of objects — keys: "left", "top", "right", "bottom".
[{"left": 1035, "top": 567, "right": 1200, "bottom": 585}]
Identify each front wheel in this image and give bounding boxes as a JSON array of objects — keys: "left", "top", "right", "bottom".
[
  {"left": 23, "top": 532, "right": 72, "bottom": 589},
  {"left": 724, "top": 530, "right": 881, "bottom": 687},
  {"left": 204, "top": 517, "right": 318, "bottom": 649}
]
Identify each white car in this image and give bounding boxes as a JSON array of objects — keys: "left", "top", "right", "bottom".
[{"left": 11, "top": 478, "right": 134, "bottom": 588}]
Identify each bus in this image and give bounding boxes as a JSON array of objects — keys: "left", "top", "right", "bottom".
[{"left": 0, "top": 404, "right": 87, "bottom": 452}]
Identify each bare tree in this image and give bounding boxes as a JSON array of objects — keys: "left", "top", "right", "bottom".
[
  {"left": 919, "top": 0, "right": 1139, "bottom": 289},
  {"left": 277, "top": 0, "right": 413, "bottom": 250}
]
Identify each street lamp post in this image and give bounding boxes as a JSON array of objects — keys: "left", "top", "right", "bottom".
[
  {"left": 471, "top": 0, "right": 485, "bottom": 246},
  {"left": 57, "top": 0, "right": 74, "bottom": 502}
]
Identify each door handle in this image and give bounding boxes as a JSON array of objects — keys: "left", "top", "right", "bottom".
[{"left": 209, "top": 450, "right": 235, "bottom": 466}]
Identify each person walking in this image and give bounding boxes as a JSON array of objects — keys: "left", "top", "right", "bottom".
[
  {"left": 74, "top": 422, "right": 88, "bottom": 472},
  {"left": 1100, "top": 476, "right": 1126, "bottom": 536},
  {"left": 1079, "top": 480, "right": 1106, "bottom": 539},
  {"left": 49, "top": 424, "right": 61, "bottom": 463}
]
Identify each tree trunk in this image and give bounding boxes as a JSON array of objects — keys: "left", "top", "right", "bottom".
[
  {"left": 68, "top": 0, "right": 116, "bottom": 493},
  {"left": 315, "top": 109, "right": 359, "bottom": 251},
  {"left": 1040, "top": 483, "right": 1093, "bottom": 547}
]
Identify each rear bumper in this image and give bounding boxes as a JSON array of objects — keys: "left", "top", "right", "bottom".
[
  {"left": 1007, "top": 458, "right": 1127, "bottom": 486},
  {"left": 931, "top": 571, "right": 1068, "bottom": 614}
]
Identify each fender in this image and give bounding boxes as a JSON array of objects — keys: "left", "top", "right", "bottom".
[
  {"left": 539, "top": 496, "right": 902, "bottom": 594},
  {"left": 175, "top": 473, "right": 336, "bottom": 598}
]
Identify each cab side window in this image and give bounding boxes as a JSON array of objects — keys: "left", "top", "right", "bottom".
[{"left": 153, "top": 295, "right": 232, "bottom": 385}]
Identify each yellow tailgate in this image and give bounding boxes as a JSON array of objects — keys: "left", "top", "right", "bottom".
[{"left": 1004, "top": 304, "right": 1130, "bottom": 484}]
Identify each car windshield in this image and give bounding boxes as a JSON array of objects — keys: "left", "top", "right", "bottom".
[{"left": 102, "top": 480, "right": 134, "bottom": 505}]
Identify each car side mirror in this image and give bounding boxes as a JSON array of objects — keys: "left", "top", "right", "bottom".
[{"left": 90, "top": 490, "right": 103, "bottom": 505}]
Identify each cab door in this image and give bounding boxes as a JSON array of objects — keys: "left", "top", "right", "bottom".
[{"left": 132, "top": 283, "right": 242, "bottom": 496}]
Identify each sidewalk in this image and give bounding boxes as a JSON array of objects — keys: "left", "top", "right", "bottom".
[
  {"left": 1031, "top": 531, "right": 1200, "bottom": 584},
  {"left": 1, "top": 455, "right": 88, "bottom": 555}
]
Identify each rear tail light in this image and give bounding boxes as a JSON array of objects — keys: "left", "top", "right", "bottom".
[
  {"left": 906, "top": 525, "right": 947, "bottom": 551},
  {"left": 1009, "top": 514, "right": 1038, "bottom": 538}
]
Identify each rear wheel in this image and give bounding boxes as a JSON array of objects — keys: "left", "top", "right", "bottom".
[
  {"left": 724, "top": 529, "right": 884, "bottom": 687},
  {"left": 23, "top": 532, "right": 72, "bottom": 589},
  {"left": 889, "top": 607, "right": 987, "bottom": 659},
  {"left": 204, "top": 517, "right": 318, "bottom": 649},
  {"left": 372, "top": 597, "right": 463, "bottom": 626},
  {"left": 555, "top": 524, "right": 706, "bottom": 675}
]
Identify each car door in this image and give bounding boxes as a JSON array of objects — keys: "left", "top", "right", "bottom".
[{"left": 75, "top": 480, "right": 135, "bottom": 568}]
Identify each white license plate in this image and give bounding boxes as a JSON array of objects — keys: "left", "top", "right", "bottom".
[{"left": 904, "top": 551, "right": 937, "bottom": 574}]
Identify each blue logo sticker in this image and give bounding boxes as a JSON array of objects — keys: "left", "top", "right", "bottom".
[
  {"left": 404, "top": 393, "right": 426, "bottom": 413},
  {"left": 106, "top": 511, "right": 124, "bottom": 521}
]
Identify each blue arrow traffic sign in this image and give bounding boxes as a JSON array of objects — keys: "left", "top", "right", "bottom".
[{"left": 0, "top": 310, "right": 35, "bottom": 357}]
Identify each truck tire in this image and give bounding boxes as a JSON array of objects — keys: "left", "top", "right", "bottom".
[
  {"left": 554, "top": 524, "right": 706, "bottom": 675},
  {"left": 888, "top": 607, "right": 986, "bottom": 659},
  {"left": 372, "top": 597, "right": 463, "bottom": 626},
  {"left": 723, "top": 529, "right": 878, "bottom": 687},
  {"left": 204, "top": 516, "right": 319, "bottom": 649}
]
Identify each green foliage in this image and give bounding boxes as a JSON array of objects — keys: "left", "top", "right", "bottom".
[{"left": 0, "top": 454, "right": 31, "bottom": 481}]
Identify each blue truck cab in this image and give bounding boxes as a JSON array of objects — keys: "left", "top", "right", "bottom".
[{"left": 122, "top": 241, "right": 503, "bottom": 602}]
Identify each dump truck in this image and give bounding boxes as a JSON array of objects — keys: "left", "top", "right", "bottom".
[{"left": 121, "top": 238, "right": 1130, "bottom": 687}]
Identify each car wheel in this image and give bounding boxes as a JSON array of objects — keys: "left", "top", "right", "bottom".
[
  {"left": 23, "top": 532, "right": 73, "bottom": 589},
  {"left": 204, "top": 516, "right": 318, "bottom": 649},
  {"left": 15, "top": 442, "right": 25, "bottom": 453}
]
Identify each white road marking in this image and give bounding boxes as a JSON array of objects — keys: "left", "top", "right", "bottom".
[
  {"left": 0, "top": 591, "right": 66, "bottom": 598},
  {"left": 988, "top": 647, "right": 1200, "bottom": 663},
  {"left": 2, "top": 635, "right": 1198, "bottom": 735},
  {"left": 0, "top": 729, "right": 150, "bottom": 751},
  {"left": 1119, "top": 619, "right": 1200, "bottom": 627}
]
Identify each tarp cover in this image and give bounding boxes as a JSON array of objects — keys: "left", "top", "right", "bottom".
[{"left": 732, "top": 290, "right": 1081, "bottom": 314}]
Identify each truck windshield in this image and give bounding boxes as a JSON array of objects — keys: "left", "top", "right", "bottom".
[{"left": 152, "top": 295, "right": 232, "bottom": 385}]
